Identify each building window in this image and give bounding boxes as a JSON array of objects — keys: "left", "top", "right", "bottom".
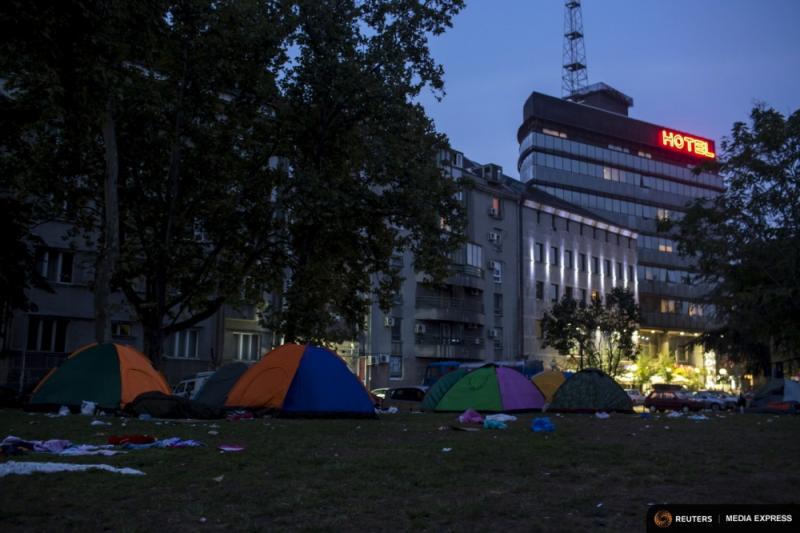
[
  {"left": 657, "top": 208, "right": 671, "bottom": 221},
  {"left": 604, "top": 259, "right": 611, "bottom": 277},
  {"left": 535, "top": 243, "right": 544, "bottom": 263},
  {"left": 564, "top": 250, "right": 573, "bottom": 269},
  {"left": 660, "top": 299, "right": 676, "bottom": 314},
  {"left": 565, "top": 286, "right": 574, "bottom": 300},
  {"left": 580, "top": 253, "right": 587, "bottom": 272},
  {"left": 493, "top": 294, "right": 503, "bottom": 316},
  {"left": 551, "top": 215, "right": 557, "bottom": 231},
  {"left": 26, "top": 317, "right": 68, "bottom": 352},
  {"left": 36, "top": 249, "right": 74, "bottom": 283},
  {"left": 466, "top": 243, "right": 483, "bottom": 267},
  {"left": 688, "top": 303, "right": 704, "bottom": 317},
  {"left": 111, "top": 321, "right": 133, "bottom": 338},
  {"left": 591, "top": 290, "right": 600, "bottom": 302},
  {"left": 535, "top": 320, "right": 543, "bottom": 339},
  {"left": 566, "top": 219, "right": 571, "bottom": 232},
  {"left": 616, "top": 262, "right": 623, "bottom": 279},
  {"left": 658, "top": 240, "right": 674, "bottom": 253},
  {"left": 550, "top": 246, "right": 559, "bottom": 266},
  {"left": 389, "top": 355, "right": 403, "bottom": 379},
  {"left": 628, "top": 265, "right": 634, "bottom": 282},
  {"left": 491, "top": 197, "right": 502, "bottom": 218},
  {"left": 234, "top": 332, "right": 260, "bottom": 361},
  {"left": 579, "top": 288, "right": 587, "bottom": 304},
  {"left": 550, "top": 283, "right": 559, "bottom": 303},
  {"left": 579, "top": 223, "right": 584, "bottom": 236},
  {"left": 535, "top": 281, "right": 544, "bottom": 300},
  {"left": 592, "top": 256, "right": 600, "bottom": 275},
  {"left": 391, "top": 317, "right": 402, "bottom": 341},
  {"left": 492, "top": 261, "right": 503, "bottom": 283},
  {"left": 173, "top": 329, "right": 200, "bottom": 359}
]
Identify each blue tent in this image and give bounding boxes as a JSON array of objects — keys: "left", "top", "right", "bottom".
[{"left": 225, "top": 344, "right": 376, "bottom": 417}]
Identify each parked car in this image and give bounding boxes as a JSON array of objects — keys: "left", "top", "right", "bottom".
[
  {"left": 691, "top": 391, "right": 727, "bottom": 411},
  {"left": 381, "top": 386, "right": 428, "bottom": 411},
  {"left": 708, "top": 391, "right": 738, "bottom": 410},
  {"left": 173, "top": 371, "right": 214, "bottom": 400},
  {"left": 370, "top": 388, "right": 389, "bottom": 400},
  {"left": 644, "top": 390, "right": 704, "bottom": 413},
  {"left": 625, "top": 389, "right": 646, "bottom": 406}
]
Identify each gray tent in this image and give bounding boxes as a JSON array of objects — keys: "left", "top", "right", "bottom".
[
  {"left": 549, "top": 368, "right": 633, "bottom": 413},
  {"left": 195, "top": 362, "right": 249, "bottom": 407},
  {"left": 747, "top": 378, "right": 800, "bottom": 414}
]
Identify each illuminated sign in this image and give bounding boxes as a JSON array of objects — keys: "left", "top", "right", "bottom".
[{"left": 660, "top": 129, "right": 715, "bottom": 159}]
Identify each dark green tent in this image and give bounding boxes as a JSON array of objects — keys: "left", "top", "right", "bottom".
[
  {"left": 421, "top": 369, "right": 468, "bottom": 411},
  {"left": 549, "top": 368, "right": 633, "bottom": 413},
  {"left": 195, "top": 362, "right": 249, "bottom": 407}
]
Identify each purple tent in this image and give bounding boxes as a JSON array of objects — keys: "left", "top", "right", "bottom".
[{"left": 434, "top": 365, "right": 546, "bottom": 412}]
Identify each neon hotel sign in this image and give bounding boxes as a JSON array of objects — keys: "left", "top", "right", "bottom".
[{"left": 660, "top": 129, "right": 715, "bottom": 159}]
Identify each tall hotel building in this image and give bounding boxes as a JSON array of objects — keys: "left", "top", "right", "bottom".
[{"left": 517, "top": 83, "right": 724, "bottom": 367}]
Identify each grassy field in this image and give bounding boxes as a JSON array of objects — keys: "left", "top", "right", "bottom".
[{"left": 1, "top": 408, "right": 799, "bottom": 532}]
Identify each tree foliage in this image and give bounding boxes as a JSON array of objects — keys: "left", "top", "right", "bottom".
[
  {"left": 541, "top": 287, "right": 640, "bottom": 377},
  {"left": 1, "top": 0, "right": 466, "bottom": 363},
  {"left": 670, "top": 106, "right": 800, "bottom": 373}
]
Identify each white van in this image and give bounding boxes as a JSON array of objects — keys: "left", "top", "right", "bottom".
[{"left": 173, "top": 371, "right": 214, "bottom": 400}]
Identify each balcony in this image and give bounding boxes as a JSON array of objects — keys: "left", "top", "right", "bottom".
[
  {"left": 415, "top": 296, "right": 485, "bottom": 324},
  {"left": 445, "top": 263, "right": 484, "bottom": 289},
  {"left": 414, "top": 334, "right": 485, "bottom": 360}
]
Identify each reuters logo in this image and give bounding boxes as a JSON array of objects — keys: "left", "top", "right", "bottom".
[{"left": 654, "top": 510, "right": 673, "bottom": 528}]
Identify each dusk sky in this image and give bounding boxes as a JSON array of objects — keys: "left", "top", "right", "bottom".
[{"left": 419, "top": 0, "right": 800, "bottom": 178}]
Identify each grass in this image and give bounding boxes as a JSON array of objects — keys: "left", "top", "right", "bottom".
[{"left": 1, "top": 408, "right": 799, "bottom": 532}]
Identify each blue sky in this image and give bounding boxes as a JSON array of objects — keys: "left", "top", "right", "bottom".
[{"left": 419, "top": 0, "right": 800, "bottom": 178}]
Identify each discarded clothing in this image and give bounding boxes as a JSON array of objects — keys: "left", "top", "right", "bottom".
[
  {"left": 485, "top": 414, "right": 517, "bottom": 423},
  {"left": 483, "top": 419, "right": 507, "bottom": 430},
  {"left": 458, "top": 409, "right": 483, "bottom": 424},
  {"left": 107, "top": 435, "right": 156, "bottom": 446},
  {"left": 120, "top": 437, "right": 204, "bottom": 450},
  {"left": 0, "top": 461, "right": 144, "bottom": 477},
  {"left": 1, "top": 436, "right": 121, "bottom": 457},
  {"left": 531, "top": 417, "right": 555, "bottom": 433}
]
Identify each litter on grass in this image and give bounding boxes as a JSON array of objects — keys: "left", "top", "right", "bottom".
[
  {"left": 485, "top": 414, "right": 517, "bottom": 423},
  {"left": 0, "top": 461, "right": 144, "bottom": 477},
  {"left": 667, "top": 411, "right": 683, "bottom": 418},
  {"left": 218, "top": 444, "right": 245, "bottom": 453},
  {"left": 531, "top": 417, "right": 555, "bottom": 433},
  {"left": 595, "top": 412, "right": 610, "bottom": 419},
  {"left": 1, "top": 436, "right": 122, "bottom": 457},
  {"left": 441, "top": 448, "right": 453, "bottom": 453},
  {"left": 483, "top": 419, "right": 507, "bottom": 430},
  {"left": 688, "top": 414, "right": 709, "bottom": 420},
  {"left": 458, "top": 409, "right": 483, "bottom": 424},
  {"left": 90, "top": 420, "right": 111, "bottom": 426}
]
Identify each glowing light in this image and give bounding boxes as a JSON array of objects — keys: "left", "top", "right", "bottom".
[{"left": 660, "top": 129, "right": 715, "bottom": 159}]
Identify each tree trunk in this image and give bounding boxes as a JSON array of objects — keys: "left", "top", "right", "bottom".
[
  {"left": 143, "top": 316, "right": 164, "bottom": 370},
  {"left": 94, "top": 100, "right": 120, "bottom": 343}
]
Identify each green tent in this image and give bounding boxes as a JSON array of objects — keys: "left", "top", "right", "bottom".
[
  {"left": 549, "top": 368, "right": 633, "bottom": 413},
  {"left": 421, "top": 369, "right": 468, "bottom": 411},
  {"left": 432, "top": 365, "right": 545, "bottom": 412}
]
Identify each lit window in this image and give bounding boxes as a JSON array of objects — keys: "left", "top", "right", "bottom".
[
  {"left": 111, "top": 321, "right": 133, "bottom": 338},
  {"left": 492, "top": 262, "right": 503, "bottom": 283},
  {"left": 466, "top": 243, "right": 483, "bottom": 268}
]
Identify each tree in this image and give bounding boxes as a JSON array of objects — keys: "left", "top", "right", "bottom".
[
  {"left": 540, "top": 295, "right": 597, "bottom": 370},
  {"left": 541, "top": 287, "right": 640, "bottom": 377},
  {"left": 262, "top": 0, "right": 467, "bottom": 344},
  {"left": 0, "top": 198, "right": 51, "bottom": 351},
  {"left": 2, "top": 0, "right": 294, "bottom": 366},
  {"left": 669, "top": 106, "right": 800, "bottom": 374}
]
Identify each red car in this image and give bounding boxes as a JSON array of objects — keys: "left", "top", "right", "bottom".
[{"left": 644, "top": 390, "right": 704, "bottom": 413}]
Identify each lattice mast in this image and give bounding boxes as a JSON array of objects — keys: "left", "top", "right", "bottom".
[{"left": 562, "top": 0, "right": 588, "bottom": 97}]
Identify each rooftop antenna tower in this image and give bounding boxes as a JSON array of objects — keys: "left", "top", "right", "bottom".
[{"left": 562, "top": 0, "right": 588, "bottom": 97}]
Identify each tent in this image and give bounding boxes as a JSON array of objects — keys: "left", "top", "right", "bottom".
[
  {"left": 194, "top": 362, "right": 249, "bottom": 407},
  {"left": 432, "top": 365, "right": 545, "bottom": 412},
  {"left": 225, "top": 344, "right": 375, "bottom": 416},
  {"left": 548, "top": 368, "right": 633, "bottom": 413},
  {"left": 747, "top": 378, "right": 800, "bottom": 414},
  {"left": 421, "top": 368, "right": 468, "bottom": 411},
  {"left": 531, "top": 370, "right": 567, "bottom": 403},
  {"left": 126, "top": 391, "right": 224, "bottom": 419},
  {"left": 30, "top": 343, "right": 170, "bottom": 410}
]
